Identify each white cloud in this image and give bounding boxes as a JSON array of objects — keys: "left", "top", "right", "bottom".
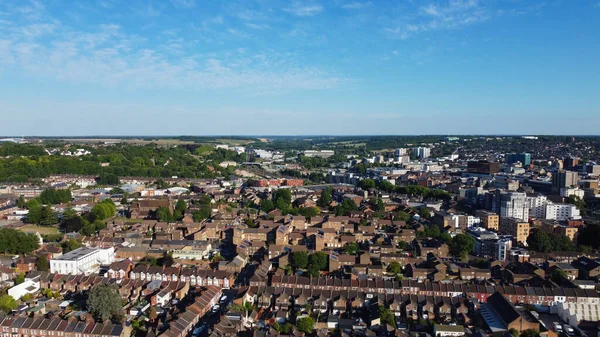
[
  {"left": 341, "top": 1, "right": 372, "bottom": 10},
  {"left": 283, "top": 2, "right": 324, "bottom": 17},
  {"left": 0, "top": 13, "right": 343, "bottom": 93}
]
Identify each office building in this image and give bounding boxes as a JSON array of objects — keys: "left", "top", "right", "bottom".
[
  {"left": 552, "top": 170, "right": 579, "bottom": 190},
  {"left": 467, "top": 160, "right": 500, "bottom": 175},
  {"left": 500, "top": 192, "right": 529, "bottom": 222},
  {"left": 500, "top": 217, "right": 530, "bottom": 245},
  {"left": 506, "top": 153, "right": 531, "bottom": 166},
  {"left": 50, "top": 247, "right": 115, "bottom": 275}
]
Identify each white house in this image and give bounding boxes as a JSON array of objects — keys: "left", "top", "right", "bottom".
[
  {"left": 434, "top": 324, "right": 465, "bottom": 337},
  {"left": 50, "top": 247, "right": 115, "bottom": 275},
  {"left": 8, "top": 278, "right": 40, "bottom": 300}
]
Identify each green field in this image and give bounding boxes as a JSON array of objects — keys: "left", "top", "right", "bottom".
[{"left": 18, "top": 225, "right": 59, "bottom": 235}]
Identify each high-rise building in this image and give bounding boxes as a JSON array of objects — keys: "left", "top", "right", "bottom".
[
  {"left": 394, "top": 148, "right": 408, "bottom": 157},
  {"left": 552, "top": 170, "right": 579, "bottom": 190},
  {"left": 526, "top": 194, "right": 547, "bottom": 219},
  {"left": 500, "top": 192, "right": 529, "bottom": 222},
  {"left": 564, "top": 157, "right": 580, "bottom": 170},
  {"left": 505, "top": 153, "right": 531, "bottom": 166},
  {"left": 413, "top": 147, "right": 431, "bottom": 159}
]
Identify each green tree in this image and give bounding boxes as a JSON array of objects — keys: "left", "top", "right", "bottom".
[
  {"left": 359, "top": 179, "right": 376, "bottom": 190},
  {"left": 97, "top": 173, "right": 120, "bottom": 185},
  {"left": 16, "top": 196, "right": 27, "bottom": 208},
  {"left": 36, "top": 255, "right": 50, "bottom": 272},
  {"left": 175, "top": 199, "right": 187, "bottom": 214},
  {"left": 192, "top": 207, "right": 211, "bottom": 222},
  {"left": 155, "top": 206, "right": 173, "bottom": 222},
  {"left": 260, "top": 199, "right": 275, "bottom": 213},
  {"left": 343, "top": 242, "right": 361, "bottom": 255},
  {"left": 27, "top": 199, "right": 42, "bottom": 224},
  {"left": 379, "top": 305, "right": 397, "bottom": 328},
  {"left": 309, "top": 252, "right": 328, "bottom": 271},
  {"left": 450, "top": 234, "right": 476, "bottom": 259},
  {"left": 550, "top": 268, "right": 567, "bottom": 284},
  {"left": 296, "top": 316, "right": 315, "bottom": 334},
  {"left": 0, "top": 228, "right": 40, "bottom": 254},
  {"left": 61, "top": 215, "right": 84, "bottom": 233},
  {"left": 298, "top": 206, "right": 320, "bottom": 217},
  {"left": 87, "top": 284, "right": 123, "bottom": 323},
  {"left": 273, "top": 188, "right": 292, "bottom": 206},
  {"left": 509, "top": 329, "right": 519, "bottom": 337},
  {"left": 40, "top": 206, "right": 58, "bottom": 226},
  {"left": 317, "top": 187, "right": 333, "bottom": 207},
  {"left": 0, "top": 294, "right": 17, "bottom": 313},
  {"left": 61, "top": 239, "right": 83, "bottom": 253},
  {"left": 290, "top": 251, "right": 309, "bottom": 269},
  {"left": 14, "top": 273, "right": 25, "bottom": 285},
  {"left": 386, "top": 261, "right": 402, "bottom": 274},
  {"left": 419, "top": 207, "right": 431, "bottom": 219},
  {"left": 527, "top": 230, "right": 553, "bottom": 252},
  {"left": 62, "top": 207, "right": 78, "bottom": 220},
  {"left": 80, "top": 222, "right": 96, "bottom": 236}
]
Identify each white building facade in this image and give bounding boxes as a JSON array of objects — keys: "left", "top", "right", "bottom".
[{"left": 50, "top": 247, "right": 115, "bottom": 275}]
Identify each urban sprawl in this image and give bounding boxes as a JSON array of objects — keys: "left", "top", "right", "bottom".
[{"left": 0, "top": 136, "right": 599, "bottom": 337}]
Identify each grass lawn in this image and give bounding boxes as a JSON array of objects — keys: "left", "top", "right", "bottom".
[{"left": 18, "top": 225, "right": 59, "bottom": 235}]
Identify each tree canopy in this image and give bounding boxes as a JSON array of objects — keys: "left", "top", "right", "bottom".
[
  {"left": 527, "top": 229, "right": 575, "bottom": 252},
  {"left": 0, "top": 228, "right": 40, "bottom": 254},
  {"left": 87, "top": 284, "right": 123, "bottom": 323},
  {"left": 449, "top": 234, "right": 476, "bottom": 259},
  {"left": 0, "top": 295, "right": 17, "bottom": 313},
  {"left": 296, "top": 317, "right": 315, "bottom": 334},
  {"left": 290, "top": 251, "right": 309, "bottom": 269},
  {"left": 92, "top": 199, "right": 116, "bottom": 220},
  {"left": 39, "top": 189, "right": 72, "bottom": 204}
]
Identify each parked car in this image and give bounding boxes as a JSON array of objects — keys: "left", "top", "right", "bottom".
[
  {"left": 563, "top": 324, "right": 574, "bottom": 336},
  {"left": 553, "top": 322, "right": 563, "bottom": 332}
]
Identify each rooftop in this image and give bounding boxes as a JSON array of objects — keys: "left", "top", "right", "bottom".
[{"left": 53, "top": 247, "right": 100, "bottom": 261}]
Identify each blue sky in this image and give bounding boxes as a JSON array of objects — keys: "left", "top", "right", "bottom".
[{"left": 0, "top": 0, "right": 599, "bottom": 136}]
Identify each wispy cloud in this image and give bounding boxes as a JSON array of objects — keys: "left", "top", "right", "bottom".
[
  {"left": 245, "top": 22, "right": 270, "bottom": 30},
  {"left": 283, "top": 2, "right": 324, "bottom": 17},
  {"left": 0, "top": 9, "right": 343, "bottom": 94},
  {"left": 386, "top": 0, "right": 490, "bottom": 39},
  {"left": 341, "top": 1, "right": 373, "bottom": 10}
]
